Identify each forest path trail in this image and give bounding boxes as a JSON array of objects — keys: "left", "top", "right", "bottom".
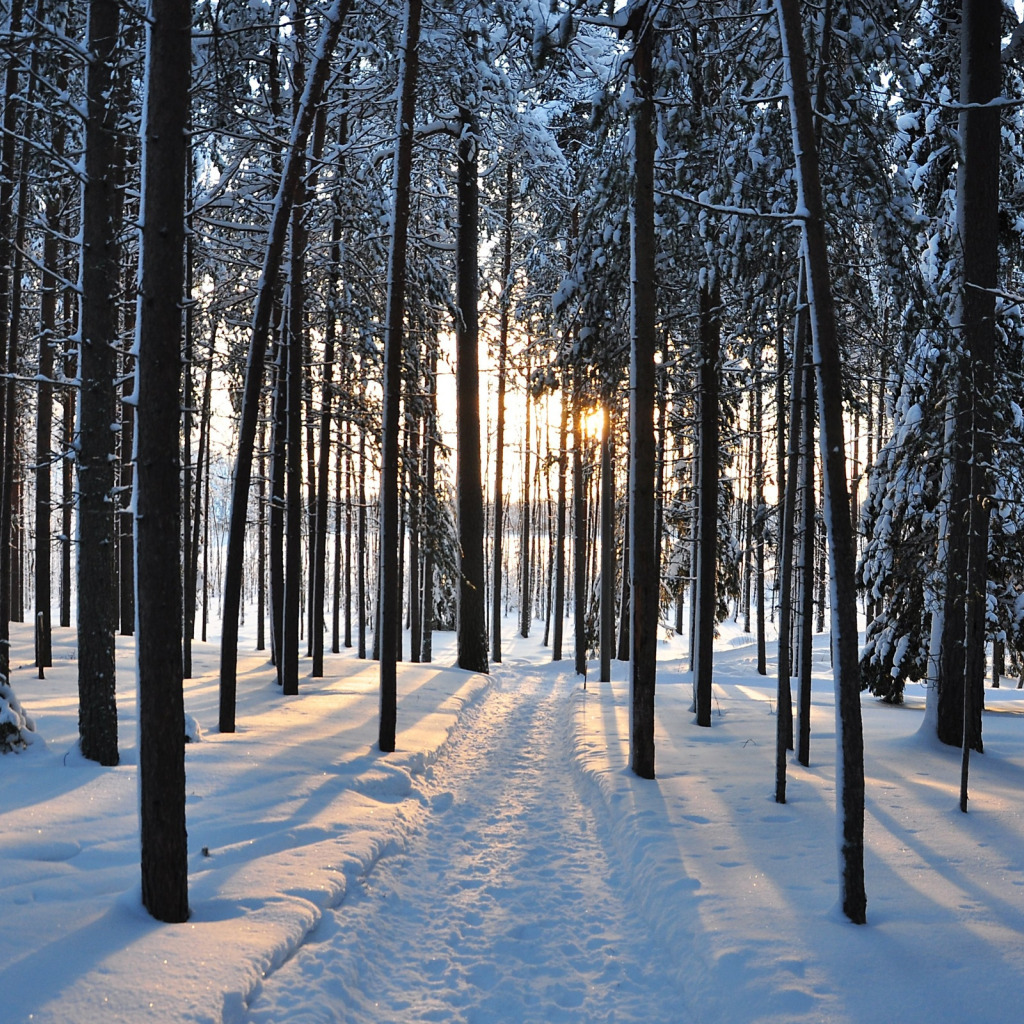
[{"left": 244, "top": 646, "right": 689, "bottom": 1023}]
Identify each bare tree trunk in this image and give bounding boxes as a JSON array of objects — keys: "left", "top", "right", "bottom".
[
  {"left": 552, "top": 390, "right": 568, "bottom": 661},
  {"left": 958, "top": 0, "right": 1000, "bottom": 807},
  {"left": 270, "top": 333, "right": 287, "bottom": 679},
  {"left": 753, "top": 361, "right": 767, "bottom": 675},
  {"left": 491, "top": 167, "right": 513, "bottom": 664},
  {"left": 219, "top": 0, "right": 351, "bottom": 732},
  {"left": 455, "top": 105, "right": 488, "bottom": 675},
  {"left": 627, "top": 5, "right": 658, "bottom": 778},
  {"left": 420, "top": 345, "right": 438, "bottom": 662},
  {"left": 694, "top": 279, "right": 720, "bottom": 728},
  {"left": 600, "top": 409, "right": 615, "bottom": 682},
  {"left": 378, "top": 0, "right": 423, "bottom": 748},
  {"left": 282, "top": 173, "right": 306, "bottom": 698},
  {"left": 36, "top": 198, "right": 59, "bottom": 670},
  {"left": 357, "top": 421, "right": 367, "bottom": 660},
  {"left": 61, "top": 341, "right": 74, "bottom": 630},
  {"left": 75, "top": 0, "right": 122, "bottom": 764},
  {"left": 797, "top": 354, "right": 815, "bottom": 766},
  {"left": 408, "top": 405, "right": 422, "bottom": 663},
  {"left": 335, "top": 421, "right": 346, "bottom": 653},
  {"left": 519, "top": 358, "right": 532, "bottom": 638},
  {"left": 573, "top": 389, "right": 588, "bottom": 677},
  {"left": 135, "top": 0, "right": 190, "bottom": 923},
  {"left": 777, "top": 0, "right": 865, "bottom": 924},
  {"left": 617, "top": 496, "right": 630, "bottom": 662},
  {"left": 186, "top": 341, "right": 213, "bottom": 663}
]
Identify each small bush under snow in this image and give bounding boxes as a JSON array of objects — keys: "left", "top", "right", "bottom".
[{"left": 0, "top": 676, "right": 35, "bottom": 754}]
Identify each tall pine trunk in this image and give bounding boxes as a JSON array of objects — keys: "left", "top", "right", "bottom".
[
  {"left": 218, "top": 0, "right": 350, "bottom": 732},
  {"left": 600, "top": 410, "right": 615, "bottom": 682},
  {"left": 519, "top": 358, "right": 532, "bottom": 638},
  {"left": 378, "top": 0, "right": 423, "bottom": 749},
  {"left": 957, "top": 0, "right": 1000, "bottom": 805},
  {"left": 455, "top": 106, "right": 489, "bottom": 675},
  {"left": 693, "top": 278, "right": 720, "bottom": 727},
  {"left": 135, "top": 0, "right": 190, "bottom": 923},
  {"left": 627, "top": 5, "right": 658, "bottom": 779},
  {"left": 797, "top": 354, "right": 815, "bottom": 766},
  {"left": 573, "top": 389, "right": 588, "bottom": 676},
  {"left": 36, "top": 198, "right": 58, "bottom": 671},
  {"left": 552, "top": 390, "right": 568, "bottom": 660},
  {"left": 76, "top": 0, "right": 122, "bottom": 765},
  {"left": 777, "top": 0, "right": 866, "bottom": 924},
  {"left": 491, "top": 168, "right": 513, "bottom": 665}
]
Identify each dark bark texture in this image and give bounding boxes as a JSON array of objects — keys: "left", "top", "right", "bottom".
[{"left": 135, "top": 0, "right": 191, "bottom": 923}]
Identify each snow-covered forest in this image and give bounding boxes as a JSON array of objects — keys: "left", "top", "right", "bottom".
[{"left": 2, "top": 0, "right": 1024, "bottom": 1006}]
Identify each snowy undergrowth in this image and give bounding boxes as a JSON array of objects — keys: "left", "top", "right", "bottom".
[{"left": 0, "top": 674, "right": 36, "bottom": 753}]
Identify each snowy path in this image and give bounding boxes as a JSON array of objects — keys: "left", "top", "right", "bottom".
[{"left": 244, "top": 658, "right": 689, "bottom": 1024}]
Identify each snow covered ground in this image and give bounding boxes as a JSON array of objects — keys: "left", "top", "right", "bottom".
[{"left": 2, "top": 616, "right": 1023, "bottom": 1023}]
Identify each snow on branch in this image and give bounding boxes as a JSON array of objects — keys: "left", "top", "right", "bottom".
[{"left": 660, "top": 188, "right": 806, "bottom": 224}]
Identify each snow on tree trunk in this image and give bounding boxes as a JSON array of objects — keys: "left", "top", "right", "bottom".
[{"left": 776, "top": 0, "right": 866, "bottom": 924}]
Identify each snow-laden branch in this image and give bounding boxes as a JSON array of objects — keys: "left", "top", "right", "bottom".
[{"left": 661, "top": 188, "right": 805, "bottom": 224}]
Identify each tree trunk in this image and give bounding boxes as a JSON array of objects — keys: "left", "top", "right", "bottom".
[
  {"left": 455, "top": 106, "right": 489, "bottom": 675},
  {"left": 182, "top": 212, "right": 194, "bottom": 677},
  {"left": 552, "top": 390, "right": 568, "bottom": 661},
  {"left": 76, "top": 0, "right": 122, "bottom": 765},
  {"left": 378, "top": 0, "right": 423, "bottom": 749},
  {"left": 753, "top": 362, "right": 767, "bottom": 675},
  {"left": 0, "top": 0, "right": 23, "bottom": 680},
  {"left": 573, "top": 390, "right": 588, "bottom": 677},
  {"left": 357, "top": 421, "right": 367, "bottom": 660},
  {"left": 270, "top": 332, "right": 287, "bottom": 679},
  {"left": 36, "top": 198, "right": 58, "bottom": 670},
  {"left": 218, "top": 0, "right": 350, "bottom": 732},
  {"left": 617, "top": 496, "right": 631, "bottom": 662},
  {"left": 600, "top": 409, "right": 615, "bottom": 682},
  {"left": 282, "top": 176, "right": 306, "bottom": 698},
  {"left": 694, "top": 279, "right": 720, "bottom": 728},
  {"left": 61, "top": 334, "right": 74, "bottom": 631},
  {"left": 135, "top": 0, "right": 190, "bottom": 923},
  {"left": 797, "top": 353, "right": 815, "bottom": 766},
  {"left": 958, "top": 0, "right": 1000, "bottom": 805},
  {"left": 420, "top": 345, "right": 438, "bottom": 662},
  {"left": 186, "top": 342, "right": 213, "bottom": 661},
  {"left": 408, "top": 406, "right": 422, "bottom": 663},
  {"left": 519, "top": 358, "right": 532, "bottom": 638},
  {"left": 777, "top": 0, "right": 866, "bottom": 924},
  {"left": 627, "top": 6, "right": 658, "bottom": 779},
  {"left": 491, "top": 167, "right": 513, "bottom": 665}
]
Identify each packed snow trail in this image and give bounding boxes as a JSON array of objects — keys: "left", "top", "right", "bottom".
[{"left": 243, "top": 659, "right": 690, "bottom": 1023}]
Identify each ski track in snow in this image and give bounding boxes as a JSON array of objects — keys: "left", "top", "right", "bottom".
[{"left": 244, "top": 661, "right": 688, "bottom": 1024}]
